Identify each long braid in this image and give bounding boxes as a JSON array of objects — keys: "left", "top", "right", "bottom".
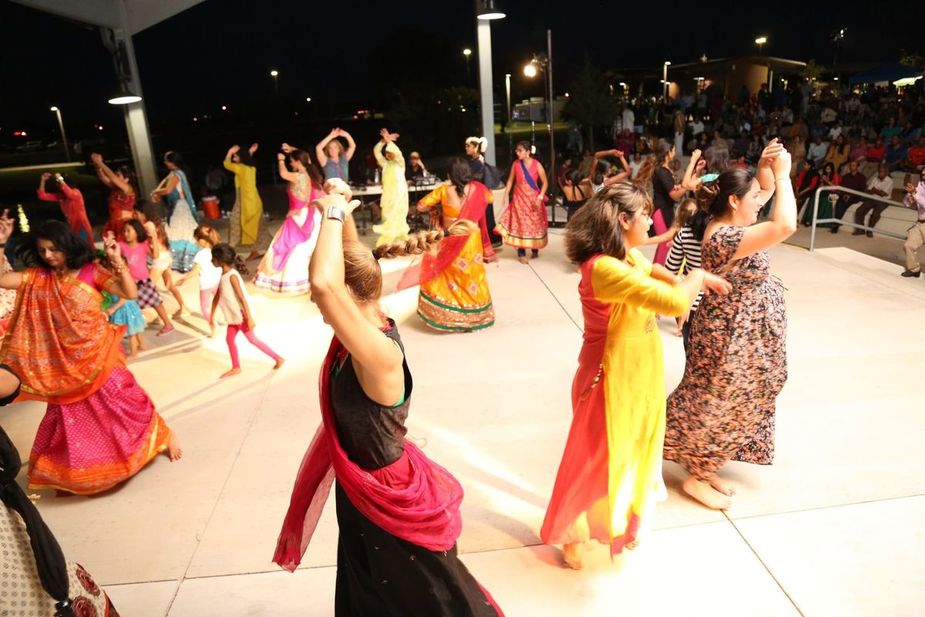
[{"left": 373, "top": 230, "right": 445, "bottom": 260}]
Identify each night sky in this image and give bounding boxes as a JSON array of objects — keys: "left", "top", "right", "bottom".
[{"left": 0, "top": 0, "right": 919, "bottom": 143}]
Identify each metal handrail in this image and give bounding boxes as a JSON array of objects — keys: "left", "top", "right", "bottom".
[{"left": 808, "top": 185, "right": 912, "bottom": 251}]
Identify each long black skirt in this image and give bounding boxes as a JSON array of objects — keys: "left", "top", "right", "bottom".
[{"left": 334, "top": 484, "right": 501, "bottom": 617}]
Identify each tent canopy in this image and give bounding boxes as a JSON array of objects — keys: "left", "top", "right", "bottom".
[
  {"left": 849, "top": 63, "right": 922, "bottom": 85},
  {"left": 11, "top": 0, "right": 206, "bottom": 34}
]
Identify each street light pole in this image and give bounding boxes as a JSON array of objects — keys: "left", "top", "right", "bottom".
[
  {"left": 270, "top": 69, "right": 279, "bottom": 96},
  {"left": 663, "top": 61, "right": 671, "bottom": 102},
  {"left": 546, "top": 29, "right": 558, "bottom": 226},
  {"left": 463, "top": 48, "right": 472, "bottom": 82},
  {"left": 505, "top": 72, "right": 513, "bottom": 156},
  {"left": 49, "top": 106, "right": 70, "bottom": 162}
]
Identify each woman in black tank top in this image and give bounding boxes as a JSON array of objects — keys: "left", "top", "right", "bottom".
[{"left": 274, "top": 184, "right": 503, "bottom": 616}]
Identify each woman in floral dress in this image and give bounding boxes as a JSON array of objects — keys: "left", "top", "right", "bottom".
[{"left": 664, "top": 139, "right": 796, "bottom": 510}]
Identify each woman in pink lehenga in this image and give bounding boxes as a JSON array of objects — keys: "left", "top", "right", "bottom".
[
  {"left": 496, "top": 140, "right": 549, "bottom": 264},
  {"left": 254, "top": 148, "right": 325, "bottom": 295}
]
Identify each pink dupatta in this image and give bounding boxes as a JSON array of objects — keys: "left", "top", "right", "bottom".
[
  {"left": 273, "top": 334, "right": 464, "bottom": 572},
  {"left": 398, "top": 181, "right": 493, "bottom": 290}
]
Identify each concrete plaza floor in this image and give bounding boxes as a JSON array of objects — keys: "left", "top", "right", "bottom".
[{"left": 4, "top": 227, "right": 925, "bottom": 616}]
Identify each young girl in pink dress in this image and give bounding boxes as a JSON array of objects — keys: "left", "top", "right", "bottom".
[
  {"left": 117, "top": 220, "right": 175, "bottom": 335},
  {"left": 497, "top": 141, "right": 549, "bottom": 264}
]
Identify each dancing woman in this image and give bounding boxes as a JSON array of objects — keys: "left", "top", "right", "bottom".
[
  {"left": 224, "top": 143, "right": 271, "bottom": 260},
  {"left": 465, "top": 136, "right": 503, "bottom": 246},
  {"left": 497, "top": 141, "right": 549, "bottom": 264},
  {"left": 410, "top": 158, "right": 496, "bottom": 332},
  {"left": 316, "top": 128, "right": 356, "bottom": 181},
  {"left": 651, "top": 141, "right": 688, "bottom": 265},
  {"left": 254, "top": 148, "right": 324, "bottom": 295},
  {"left": 91, "top": 152, "right": 136, "bottom": 240},
  {"left": 0, "top": 217, "right": 181, "bottom": 495},
  {"left": 274, "top": 184, "right": 503, "bottom": 615},
  {"left": 540, "top": 183, "right": 728, "bottom": 568},
  {"left": 150, "top": 151, "right": 199, "bottom": 272},
  {"left": 372, "top": 128, "right": 410, "bottom": 247},
  {"left": 664, "top": 139, "right": 794, "bottom": 510},
  {"left": 36, "top": 172, "right": 93, "bottom": 244}
]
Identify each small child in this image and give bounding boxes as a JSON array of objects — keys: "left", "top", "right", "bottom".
[
  {"left": 117, "top": 220, "right": 175, "bottom": 335},
  {"left": 210, "top": 243, "right": 284, "bottom": 378},
  {"left": 177, "top": 225, "right": 223, "bottom": 337},
  {"left": 98, "top": 253, "right": 147, "bottom": 358},
  {"left": 664, "top": 198, "right": 701, "bottom": 338},
  {"left": 148, "top": 217, "right": 191, "bottom": 317}
]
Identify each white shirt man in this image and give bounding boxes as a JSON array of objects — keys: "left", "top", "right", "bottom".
[
  {"left": 853, "top": 165, "right": 895, "bottom": 236},
  {"left": 622, "top": 107, "right": 635, "bottom": 134},
  {"left": 689, "top": 119, "right": 704, "bottom": 136},
  {"left": 807, "top": 138, "right": 829, "bottom": 165}
]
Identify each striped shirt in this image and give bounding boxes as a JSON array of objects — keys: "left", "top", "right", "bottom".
[{"left": 665, "top": 226, "right": 703, "bottom": 310}]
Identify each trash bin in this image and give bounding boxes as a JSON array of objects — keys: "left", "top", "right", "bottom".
[{"left": 202, "top": 195, "right": 220, "bottom": 220}]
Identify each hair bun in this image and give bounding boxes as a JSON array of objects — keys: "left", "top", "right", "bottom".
[{"left": 696, "top": 182, "right": 719, "bottom": 211}]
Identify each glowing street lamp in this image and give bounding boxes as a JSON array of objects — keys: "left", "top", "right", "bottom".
[
  {"left": 663, "top": 61, "right": 671, "bottom": 101},
  {"left": 49, "top": 106, "right": 70, "bottom": 162},
  {"left": 463, "top": 47, "right": 472, "bottom": 80},
  {"left": 755, "top": 36, "right": 767, "bottom": 55},
  {"left": 270, "top": 69, "right": 279, "bottom": 96}
]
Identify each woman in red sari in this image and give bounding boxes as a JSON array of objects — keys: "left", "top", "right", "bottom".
[
  {"left": 497, "top": 141, "right": 549, "bottom": 264},
  {"left": 91, "top": 152, "right": 136, "bottom": 239},
  {"left": 0, "top": 217, "right": 181, "bottom": 495},
  {"left": 410, "top": 158, "right": 495, "bottom": 332},
  {"left": 274, "top": 182, "right": 502, "bottom": 616}
]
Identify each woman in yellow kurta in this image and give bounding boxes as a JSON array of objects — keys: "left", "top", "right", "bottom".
[
  {"left": 540, "top": 182, "right": 729, "bottom": 568},
  {"left": 408, "top": 158, "right": 495, "bottom": 332},
  {"left": 372, "top": 129, "right": 410, "bottom": 247},
  {"left": 224, "top": 143, "right": 270, "bottom": 260}
]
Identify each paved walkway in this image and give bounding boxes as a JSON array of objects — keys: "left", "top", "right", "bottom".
[{"left": 4, "top": 229, "right": 924, "bottom": 616}]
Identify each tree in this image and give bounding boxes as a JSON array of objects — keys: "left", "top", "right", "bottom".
[
  {"left": 899, "top": 49, "right": 925, "bottom": 70},
  {"left": 801, "top": 60, "right": 825, "bottom": 82},
  {"left": 563, "top": 58, "right": 618, "bottom": 151}
]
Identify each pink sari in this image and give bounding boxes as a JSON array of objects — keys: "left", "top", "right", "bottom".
[{"left": 271, "top": 181, "right": 323, "bottom": 271}]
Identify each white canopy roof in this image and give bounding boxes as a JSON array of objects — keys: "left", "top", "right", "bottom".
[{"left": 12, "top": 0, "right": 206, "bottom": 34}]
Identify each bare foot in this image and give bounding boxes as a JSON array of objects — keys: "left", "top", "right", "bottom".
[
  {"left": 55, "top": 489, "right": 75, "bottom": 498},
  {"left": 220, "top": 367, "right": 242, "bottom": 379},
  {"left": 128, "top": 352, "right": 138, "bottom": 360},
  {"left": 517, "top": 256, "right": 529, "bottom": 265},
  {"left": 707, "top": 474, "right": 736, "bottom": 496},
  {"left": 166, "top": 432, "right": 183, "bottom": 461},
  {"left": 683, "top": 476, "right": 732, "bottom": 510},
  {"left": 625, "top": 540, "right": 640, "bottom": 551},
  {"left": 247, "top": 251, "right": 263, "bottom": 261},
  {"left": 273, "top": 357, "right": 285, "bottom": 370},
  {"left": 157, "top": 325, "right": 175, "bottom": 336},
  {"left": 173, "top": 308, "right": 190, "bottom": 319},
  {"left": 138, "top": 340, "right": 149, "bottom": 351},
  {"left": 562, "top": 543, "right": 583, "bottom": 570}
]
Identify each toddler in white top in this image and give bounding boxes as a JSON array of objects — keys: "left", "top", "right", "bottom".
[
  {"left": 177, "top": 225, "right": 224, "bottom": 337},
  {"left": 209, "top": 243, "right": 284, "bottom": 378}
]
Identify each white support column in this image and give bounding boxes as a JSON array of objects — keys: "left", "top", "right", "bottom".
[
  {"left": 115, "top": 1, "right": 157, "bottom": 196},
  {"left": 476, "top": 20, "right": 497, "bottom": 166}
]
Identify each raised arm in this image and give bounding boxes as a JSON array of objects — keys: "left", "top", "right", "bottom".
[
  {"left": 603, "top": 154, "right": 631, "bottom": 186},
  {"left": 339, "top": 129, "right": 357, "bottom": 160},
  {"left": 682, "top": 149, "right": 705, "bottom": 190},
  {"left": 733, "top": 149, "right": 797, "bottom": 260},
  {"left": 55, "top": 175, "right": 81, "bottom": 200},
  {"left": 277, "top": 152, "right": 298, "bottom": 183},
  {"left": 37, "top": 173, "right": 57, "bottom": 202},
  {"left": 315, "top": 129, "right": 337, "bottom": 167},
  {"left": 92, "top": 154, "right": 132, "bottom": 194},
  {"left": 91, "top": 153, "right": 113, "bottom": 188},
  {"left": 223, "top": 145, "right": 244, "bottom": 173},
  {"left": 100, "top": 232, "right": 139, "bottom": 299},
  {"left": 308, "top": 194, "right": 404, "bottom": 402},
  {"left": 373, "top": 140, "right": 387, "bottom": 168},
  {"left": 755, "top": 138, "right": 783, "bottom": 205},
  {"left": 0, "top": 211, "right": 23, "bottom": 290}
]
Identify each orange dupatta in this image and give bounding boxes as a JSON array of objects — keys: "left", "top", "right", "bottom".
[{"left": 0, "top": 266, "right": 124, "bottom": 405}]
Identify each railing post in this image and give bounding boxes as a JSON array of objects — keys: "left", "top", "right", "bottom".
[{"left": 809, "top": 188, "right": 820, "bottom": 252}]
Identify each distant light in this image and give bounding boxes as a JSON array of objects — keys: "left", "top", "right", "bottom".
[
  {"left": 97, "top": 125, "right": 104, "bottom": 131},
  {"left": 564, "top": 92, "right": 569, "bottom": 97},
  {"left": 755, "top": 36, "right": 768, "bottom": 45},
  {"left": 270, "top": 70, "right": 279, "bottom": 77},
  {"left": 523, "top": 63, "right": 538, "bottom": 78},
  {"left": 694, "top": 76, "right": 705, "bottom": 81},
  {"left": 461, "top": 107, "right": 467, "bottom": 112},
  {"left": 305, "top": 97, "right": 312, "bottom": 102},
  {"left": 619, "top": 82, "right": 627, "bottom": 88},
  {"left": 108, "top": 90, "right": 141, "bottom": 105},
  {"left": 193, "top": 117, "right": 199, "bottom": 122},
  {"left": 352, "top": 114, "right": 358, "bottom": 120},
  {"left": 463, "top": 48, "right": 472, "bottom": 57},
  {"left": 664, "top": 61, "right": 671, "bottom": 66},
  {"left": 13, "top": 130, "right": 26, "bottom": 137},
  {"left": 221, "top": 105, "right": 227, "bottom": 111},
  {"left": 50, "top": 106, "right": 59, "bottom": 112},
  {"left": 833, "top": 77, "right": 839, "bottom": 81}
]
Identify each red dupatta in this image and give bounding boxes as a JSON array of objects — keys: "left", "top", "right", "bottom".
[
  {"left": 398, "top": 181, "right": 493, "bottom": 290},
  {"left": 273, "top": 335, "right": 464, "bottom": 572}
]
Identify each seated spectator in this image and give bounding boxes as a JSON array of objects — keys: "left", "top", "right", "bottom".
[
  {"left": 830, "top": 159, "right": 868, "bottom": 233},
  {"left": 794, "top": 159, "right": 820, "bottom": 216},
  {"left": 879, "top": 117, "right": 902, "bottom": 141},
  {"left": 867, "top": 135, "right": 887, "bottom": 162},
  {"left": 803, "top": 161, "right": 841, "bottom": 226},
  {"left": 884, "top": 135, "right": 908, "bottom": 171},
  {"left": 906, "top": 136, "right": 925, "bottom": 172},
  {"left": 853, "top": 164, "right": 894, "bottom": 237},
  {"left": 405, "top": 151, "right": 428, "bottom": 183},
  {"left": 825, "top": 134, "right": 850, "bottom": 173},
  {"left": 807, "top": 134, "right": 829, "bottom": 166},
  {"left": 733, "top": 130, "right": 750, "bottom": 158},
  {"left": 849, "top": 136, "right": 868, "bottom": 163},
  {"left": 900, "top": 120, "right": 920, "bottom": 145}
]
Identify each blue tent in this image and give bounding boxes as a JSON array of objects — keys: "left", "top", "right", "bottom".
[{"left": 848, "top": 63, "right": 922, "bottom": 85}]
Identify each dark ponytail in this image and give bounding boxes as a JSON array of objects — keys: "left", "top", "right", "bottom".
[{"left": 211, "top": 242, "right": 249, "bottom": 276}]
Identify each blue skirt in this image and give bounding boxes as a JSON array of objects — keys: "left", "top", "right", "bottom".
[{"left": 110, "top": 300, "right": 145, "bottom": 336}]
